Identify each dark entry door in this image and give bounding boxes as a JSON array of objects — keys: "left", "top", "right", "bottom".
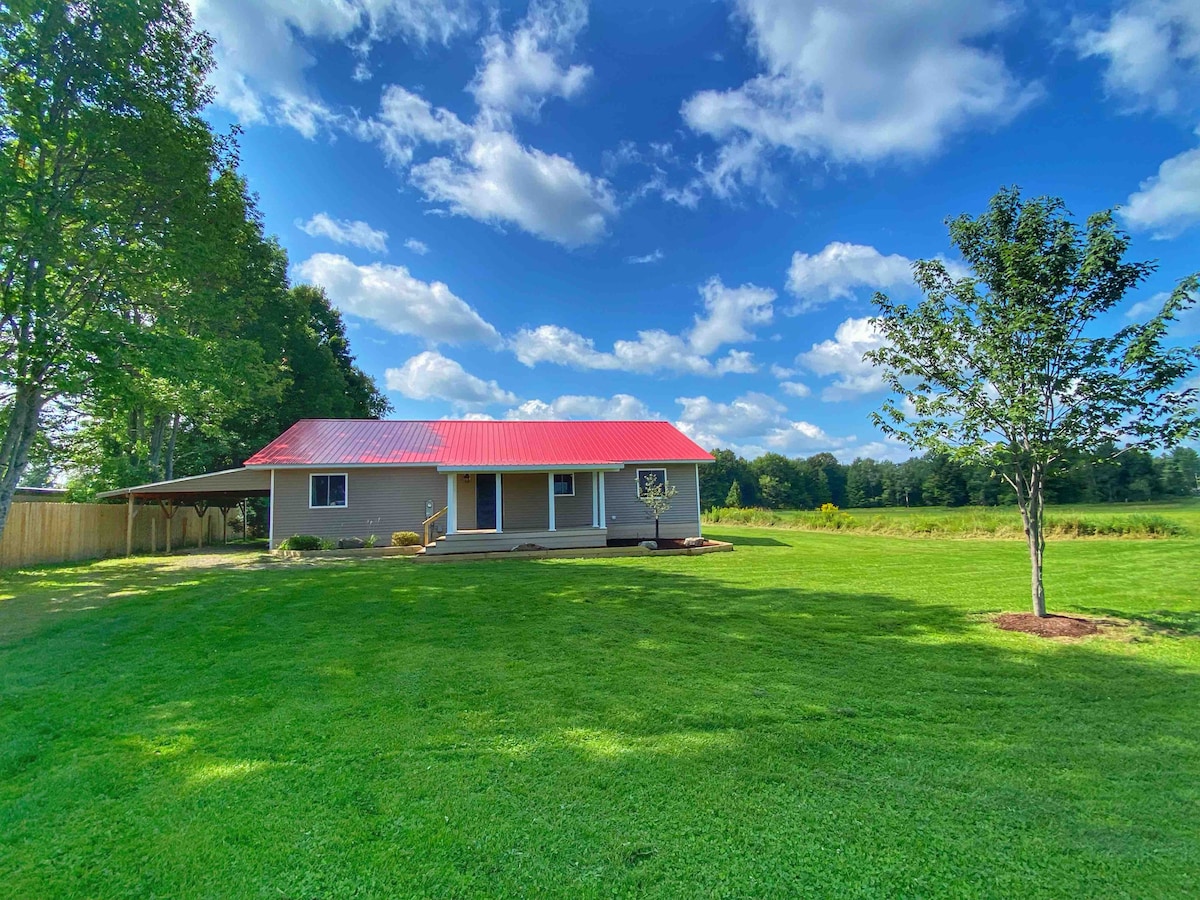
[{"left": 476, "top": 474, "right": 497, "bottom": 529}]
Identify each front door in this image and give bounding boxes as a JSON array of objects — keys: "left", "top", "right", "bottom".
[{"left": 475, "top": 474, "right": 497, "bottom": 529}]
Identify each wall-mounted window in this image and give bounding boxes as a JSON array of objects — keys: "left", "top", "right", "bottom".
[
  {"left": 636, "top": 468, "right": 668, "bottom": 498},
  {"left": 310, "top": 473, "right": 348, "bottom": 508},
  {"left": 553, "top": 473, "right": 575, "bottom": 496}
]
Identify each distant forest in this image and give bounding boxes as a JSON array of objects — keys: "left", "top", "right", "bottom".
[{"left": 700, "top": 446, "right": 1200, "bottom": 511}]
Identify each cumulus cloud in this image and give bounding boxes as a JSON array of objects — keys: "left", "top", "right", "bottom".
[
  {"left": 405, "top": 238, "right": 430, "bottom": 255},
  {"left": 385, "top": 351, "right": 516, "bottom": 408},
  {"left": 294, "top": 252, "right": 501, "bottom": 346},
  {"left": 787, "top": 242, "right": 915, "bottom": 312},
  {"left": 680, "top": 0, "right": 1037, "bottom": 197},
  {"left": 1074, "top": 0, "right": 1200, "bottom": 115},
  {"left": 297, "top": 212, "right": 389, "bottom": 254},
  {"left": 780, "top": 381, "right": 811, "bottom": 398},
  {"left": 675, "top": 392, "right": 845, "bottom": 457},
  {"left": 798, "top": 316, "right": 889, "bottom": 400},
  {"left": 1122, "top": 143, "right": 1200, "bottom": 238},
  {"left": 512, "top": 277, "right": 774, "bottom": 375},
  {"left": 188, "top": 0, "right": 478, "bottom": 136},
  {"left": 505, "top": 393, "right": 656, "bottom": 420},
  {"left": 470, "top": 0, "right": 592, "bottom": 121}
]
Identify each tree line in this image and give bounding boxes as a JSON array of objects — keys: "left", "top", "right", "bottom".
[
  {"left": 1, "top": 1, "right": 388, "bottom": 533},
  {"left": 701, "top": 445, "right": 1200, "bottom": 512}
]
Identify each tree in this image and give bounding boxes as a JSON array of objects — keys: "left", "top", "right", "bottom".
[
  {"left": 868, "top": 187, "right": 1200, "bottom": 616},
  {"left": 0, "top": 0, "right": 218, "bottom": 537},
  {"left": 725, "top": 479, "right": 743, "bottom": 508},
  {"left": 637, "top": 472, "right": 677, "bottom": 541}
]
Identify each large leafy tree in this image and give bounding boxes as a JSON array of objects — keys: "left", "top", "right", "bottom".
[
  {"left": 868, "top": 188, "right": 1200, "bottom": 616},
  {"left": 0, "top": 0, "right": 217, "bottom": 535}
]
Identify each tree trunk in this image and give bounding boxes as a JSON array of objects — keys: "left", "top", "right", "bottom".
[
  {"left": 1018, "top": 468, "right": 1048, "bottom": 617},
  {"left": 0, "top": 385, "right": 45, "bottom": 541},
  {"left": 164, "top": 411, "right": 180, "bottom": 480},
  {"left": 655, "top": 514, "right": 660, "bottom": 541}
]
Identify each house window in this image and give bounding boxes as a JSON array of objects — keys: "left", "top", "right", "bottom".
[
  {"left": 553, "top": 473, "right": 575, "bottom": 496},
  {"left": 636, "top": 468, "right": 668, "bottom": 498},
  {"left": 310, "top": 473, "right": 347, "bottom": 508}
]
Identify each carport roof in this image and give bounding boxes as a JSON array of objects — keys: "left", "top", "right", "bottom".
[{"left": 95, "top": 467, "right": 272, "bottom": 502}]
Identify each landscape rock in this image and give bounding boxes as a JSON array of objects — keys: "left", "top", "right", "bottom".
[
  {"left": 638, "top": 540, "right": 658, "bottom": 550},
  {"left": 512, "top": 543, "right": 548, "bottom": 552},
  {"left": 683, "top": 537, "right": 706, "bottom": 548},
  {"left": 337, "top": 537, "right": 365, "bottom": 550}
]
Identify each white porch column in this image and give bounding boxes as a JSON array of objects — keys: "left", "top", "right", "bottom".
[
  {"left": 591, "top": 471, "right": 599, "bottom": 527},
  {"left": 495, "top": 472, "right": 503, "bottom": 533},
  {"left": 547, "top": 472, "right": 556, "bottom": 531},
  {"left": 446, "top": 473, "right": 458, "bottom": 534},
  {"left": 598, "top": 471, "right": 606, "bottom": 529}
]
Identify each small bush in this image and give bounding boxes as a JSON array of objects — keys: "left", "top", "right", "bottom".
[
  {"left": 392, "top": 531, "right": 421, "bottom": 547},
  {"left": 364, "top": 534, "right": 378, "bottom": 548},
  {"left": 279, "top": 534, "right": 324, "bottom": 551}
]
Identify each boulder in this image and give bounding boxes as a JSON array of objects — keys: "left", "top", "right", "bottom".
[
  {"left": 683, "top": 537, "right": 706, "bottom": 548},
  {"left": 512, "top": 542, "right": 548, "bottom": 552},
  {"left": 638, "top": 540, "right": 658, "bottom": 550},
  {"left": 337, "top": 537, "right": 366, "bottom": 550}
]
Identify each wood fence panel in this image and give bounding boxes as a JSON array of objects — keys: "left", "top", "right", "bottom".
[{"left": 0, "top": 502, "right": 224, "bottom": 569}]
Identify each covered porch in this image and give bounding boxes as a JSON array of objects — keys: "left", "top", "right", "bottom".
[{"left": 427, "top": 466, "right": 618, "bottom": 555}]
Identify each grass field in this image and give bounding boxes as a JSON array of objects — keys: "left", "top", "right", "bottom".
[
  {"left": 704, "top": 498, "right": 1200, "bottom": 538},
  {"left": 1, "top": 524, "right": 1198, "bottom": 897}
]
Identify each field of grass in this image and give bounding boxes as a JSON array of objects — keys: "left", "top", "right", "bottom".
[
  {"left": 1, "top": 528, "right": 1198, "bottom": 897},
  {"left": 704, "top": 498, "right": 1200, "bottom": 539}
]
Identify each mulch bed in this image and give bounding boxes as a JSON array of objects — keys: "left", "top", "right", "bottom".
[
  {"left": 607, "top": 538, "right": 716, "bottom": 550},
  {"left": 994, "top": 612, "right": 1102, "bottom": 638}
]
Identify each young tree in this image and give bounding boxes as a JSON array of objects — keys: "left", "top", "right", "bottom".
[
  {"left": 868, "top": 188, "right": 1199, "bottom": 616},
  {"left": 724, "top": 479, "right": 743, "bottom": 508},
  {"left": 637, "top": 472, "right": 678, "bottom": 541}
]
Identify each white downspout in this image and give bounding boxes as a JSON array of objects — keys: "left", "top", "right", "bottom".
[
  {"left": 598, "top": 471, "right": 606, "bottom": 530},
  {"left": 495, "top": 472, "right": 503, "bottom": 533},
  {"left": 547, "top": 472, "right": 556, "bottom": 532}
]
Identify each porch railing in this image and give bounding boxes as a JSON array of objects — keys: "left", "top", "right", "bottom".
[{"left": 422, "top": 506, "right": 448, "bottom": 547}]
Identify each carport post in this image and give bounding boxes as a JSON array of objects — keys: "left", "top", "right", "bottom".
[{"left": 125, "top": 494, "right": 135, "bottom": 557}]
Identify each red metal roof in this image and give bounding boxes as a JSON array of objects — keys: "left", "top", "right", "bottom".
[{"left": 244, "top": 420, "right": 714, "bottom": 468}]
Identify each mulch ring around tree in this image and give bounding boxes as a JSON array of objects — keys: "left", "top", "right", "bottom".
[{"left": 993, "top": 612, "right": 1106, "bottom": 639}]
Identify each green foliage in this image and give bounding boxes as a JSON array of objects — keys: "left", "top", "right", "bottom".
[
  {"left": 724, "top": 479, "right": 743, "bottom": 508},
  {"left": 277, "top": 534, "right": 325, "bottom": 551},
  {"left": 391, "top": 531, "right": 421, "bottom": 547},
  {"left": 364, "top": 535, "right": 378, "bottom": 549},
  {"left": 1, "top": 532, "right": 1198, "bottom": 895}
]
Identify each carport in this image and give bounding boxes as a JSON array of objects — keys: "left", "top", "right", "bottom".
[{"left": 97, "top": 468, "right": 272, "bottom": 556}]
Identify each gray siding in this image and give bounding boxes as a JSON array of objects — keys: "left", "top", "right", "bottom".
[
  {"left": 455, "top": 474, "right": 477, "bottom": 530},
  {"left": 501, "top": 473, "right": 548, "bottom": 531},
  {"left": 604, "top": 464, "right": 701, "bottom": 540},
  {"left": 555, "top": 472, "right": 594, "bottom": 528},
  {"left": 271, "top": 467, "right": 446, "bottom": 548}
]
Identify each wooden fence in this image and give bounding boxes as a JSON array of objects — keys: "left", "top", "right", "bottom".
[{"left": 0, "top": 501, "right": 227, "bottom": 569}]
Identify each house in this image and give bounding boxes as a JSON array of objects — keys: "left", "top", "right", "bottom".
[{"left": 100, "top": 420, "right": 714, "bottom": 555}]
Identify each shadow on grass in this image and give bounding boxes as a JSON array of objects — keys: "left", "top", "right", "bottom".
[
  {"left": 703, "top": 530, "right": 789, "bottom": 547},
  {"left": 1077, "top": 606, "right": 1200, "bottom": 636},
  {"left": 1, "top": 554, "right": 1198, "bottom": 896}
]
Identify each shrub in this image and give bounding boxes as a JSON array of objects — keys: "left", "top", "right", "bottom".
[
  {"left": 279, "top": 534, "right": 324, "bottom": 551},
  {"left": 392, "top": 531, "right": 421, "bottom": 547},
  {"left": 364, "top": 534, "right": 378, "bottom": 548}
]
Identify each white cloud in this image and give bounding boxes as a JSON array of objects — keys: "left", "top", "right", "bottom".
[
  {"left": 680, "top": 0, "right": 1037, "bottom": 196},
  {"left": 188, "top": 0, "right": 478, "bottom": 136},
  {"left": 798, "top": 316, "right": 888, "bottom": 400},
  {"left": 1122, "top": 143, "right": 1200, "bottom": 238},
  {"left": 359, "top": 84, "right": 474, "bottom": 167},
  {"left": 385, "top": 351, "right": 516, "bottom": 408},
  {"left": 780, "top": 381, "right": 811, "bottom": 398},
  {"left": 505, "top": 393, "right": 656, "bottom": 420},
  {"left": 787, "top": 242, "right": 914, "bottom": 312},
  {"left": 1127, "top": 290, "right": 1200, "bottom": 335},
  {"left": 294, "top": 252, "right": 501, "bottom": 346},
  {"left": 675, "top": 391, "right": 845, "bottom": 457},
  {"left": 1074, "top": 0, "right": 1200, "bottom": 115},
  {"left": 769, "top": 363, "right": 798, "bottom": 379},
  {"left": 625, "top": 249, "right": 664, "bottom": 264},
  {"left": 470, "top": 0, "right": 592, "bottom": 121},
  {"left": 297, "top": 212, "right": 389, "bottom": 254},
  {"left": 512, "top": 277, "right": 774, "bottom": 375},
  {"left": 405, "top": 238, "right": 430, "bottom": 255},
  {"left": 411, "top": 129, "right": 616, "bottom": 246}
]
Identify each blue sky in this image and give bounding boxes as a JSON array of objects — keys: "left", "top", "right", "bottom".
[{"left": 190, "top": 0, "right": 1200, "bottom": 460}]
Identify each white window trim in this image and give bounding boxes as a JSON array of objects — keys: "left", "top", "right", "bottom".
[
  {"left": 636, "top": 468, "right": 668, "bottom": 498},
  {"left": 553, "top": 473, "right": 576, "bottom": 497},
  {"left": 309, "top": 472, "right": 348, "bottom": 509}
]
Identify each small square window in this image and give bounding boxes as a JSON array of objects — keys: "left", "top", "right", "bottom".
[
  {"left": 637, "top": 468, "right": 667, "bottom": 498},
  {"left": 310, "top": 473, "right": 347, "bottom": 508},
  {"left": 553, "top": 473, "right": 575, "bottom": 496}
]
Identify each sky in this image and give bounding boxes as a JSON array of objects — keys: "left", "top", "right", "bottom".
[{"left": 188, "top": 0, "right": 1200, "bottom": 461}]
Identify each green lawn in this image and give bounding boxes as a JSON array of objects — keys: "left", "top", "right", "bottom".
[{"left": 1, "top": 528, "right": 1198, "bottom": 897}]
